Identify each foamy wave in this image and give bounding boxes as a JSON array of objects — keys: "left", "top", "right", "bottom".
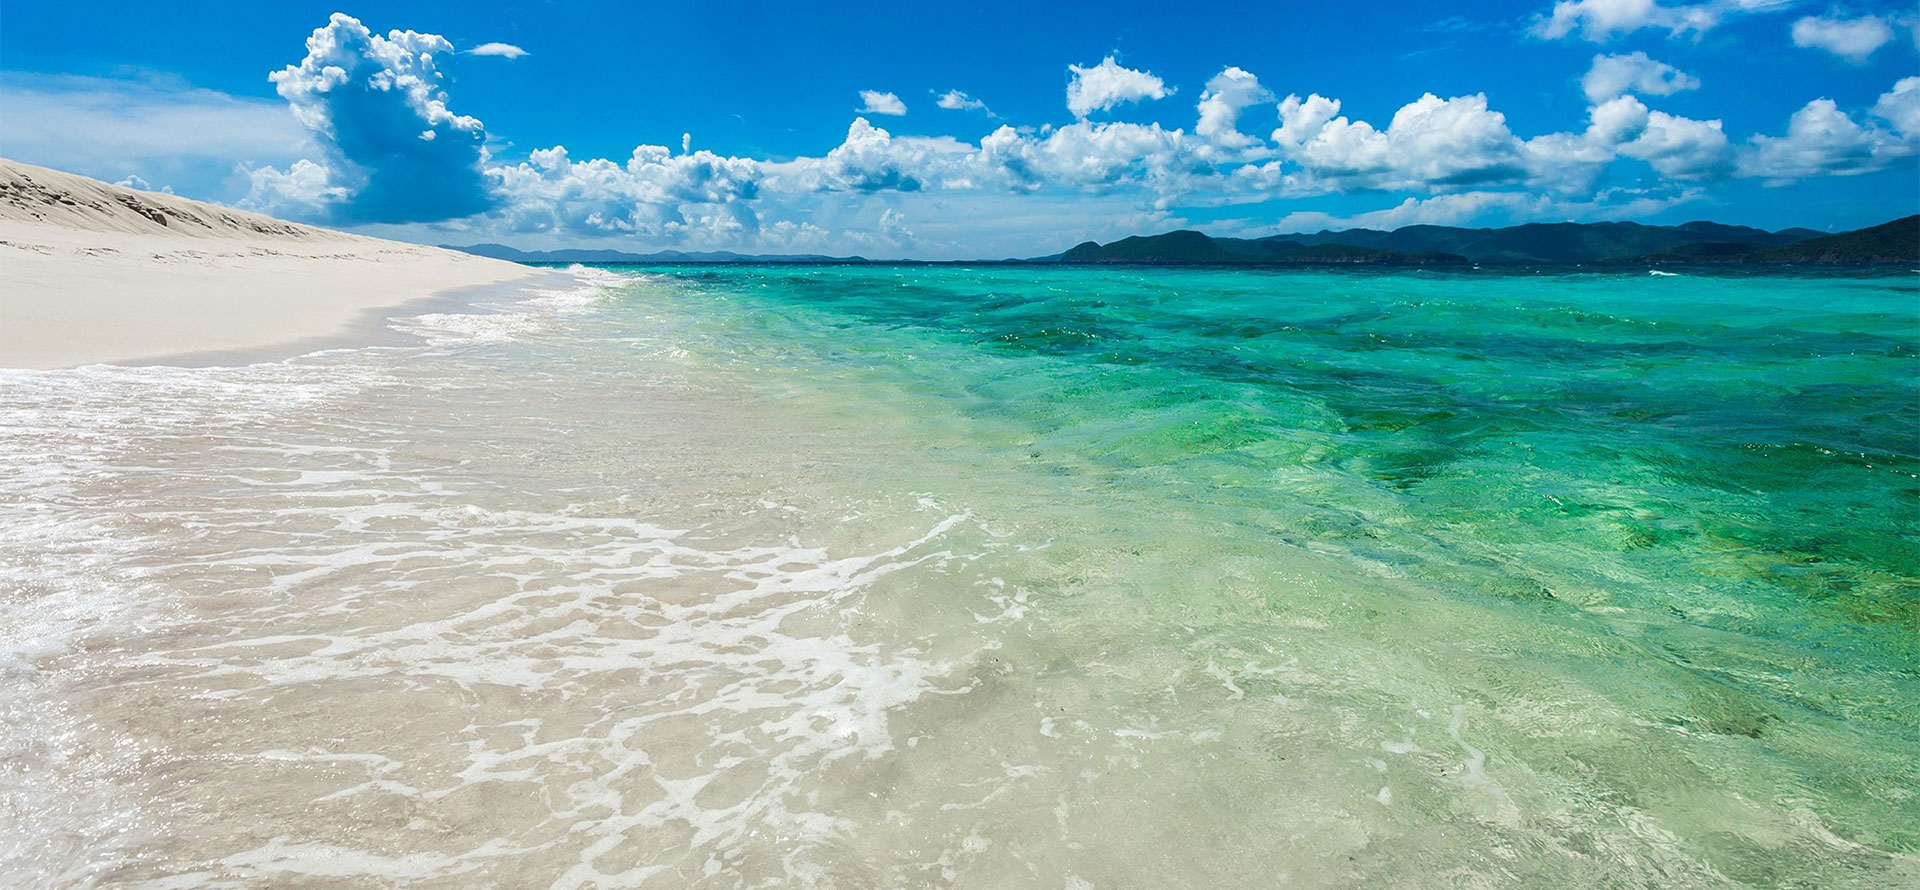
[
  {"left": 127, "top": 496, "right": 982, "bottom": 886},
  {"left": 0, "top": 359, "right": 395, "bottom": 888},
  {"left": 390, "top": 265, "right": 627, "bottom": 347},
  {"left": 0, "top": 351, "right": 1015, "bottom": 886}
]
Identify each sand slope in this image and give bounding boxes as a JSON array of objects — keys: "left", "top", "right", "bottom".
[{"left": 0, "top": 159, "right": 540, "bottom": 368}]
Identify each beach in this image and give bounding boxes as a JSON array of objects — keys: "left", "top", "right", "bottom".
[
  {"left": 0, "top": 160, "right": 545, "bottom": 369},
  {"left": 7, "top": 0, "right": 1919, "bottom": 881},
  {"left": 4, "top": 216, "right": 1917, "bottom": 885}
]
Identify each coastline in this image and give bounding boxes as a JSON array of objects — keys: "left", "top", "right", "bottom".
[
  {"left": 0, "top": 221, "right": 551, "bottom": 369},
  {"left": 0, "top": 158, "right": 551, "bottom": 370},
  {"left": 97, "top": 267, "right": 586, "bottom": 369}
]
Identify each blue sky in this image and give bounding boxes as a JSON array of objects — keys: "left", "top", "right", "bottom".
[{"left": 3, "top": 1, "right": 1916, "bottom": 258}]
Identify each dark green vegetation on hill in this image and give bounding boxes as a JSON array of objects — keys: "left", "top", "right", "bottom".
[
  {"left": 1059, "top": 230, "right": 1467, "bottom": 265},
  {"left": 1061, "top": 217, "right": 1915, "bottom": 266},
  {"left": 1635, "top": 215, "right": 1920, "bottom": 264},
  {"left": 1264, "top": 220, "right": 1818, "bottom": 264}
]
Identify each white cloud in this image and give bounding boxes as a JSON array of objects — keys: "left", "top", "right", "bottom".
[
  {"left": 1383, "top": 94, "right": 1528, "bottom": 185},
  {"left": 1001, "top": 120, "right": 1193, "bottom": 193},
  {"left": 1194, "top": 67, "right": 1274, "bottom": 152},
  {"left": 468, "top": 42, "right": 529, "bottom": 59},
  {"left": 1581, "top": 52, "right": 1701, "bottom": 103},
  {"left": 1518, "top": 97, "right": 1648, "bottom": 191},
  {"left": 935, "top": 90, "right": 990, "bottom": 112},
  {"left": 1269, "top": 92, "right": 1528, "bottom": 192},
  {"left": 263, "top": 12, "right": 493, "bottom": 222},
  {"left": 1621, "top": 105, "right": 1734, "bottom": 178},
  {"left": 1272, "top": 94, "right": 1343, "bottom": 148},
  {"left": 1871, "top": 76, "right": 1920, "bottom": 136},
  {"left": 857, "top": 90, "right": 907, "bottom": 116},
  {"left": 243, "top": 158, "right": 348, "bottom": 215},
  {"left": 484, "top": 143, "right": 761, "bottom": 237},
  {"left": 1790, "top": 15, "right": 1893, "bottom": 62},
  {"left": 113, "top": 174, "right": 172, "bottom": 194},
  {"left": 1066, "top": 56, "right": 1172, "bottom": 118},
  {"left": 1535, "top": 0, "right": 1793, "bottom": 41},
  {"left": 1739, "top": 86, "right": 1919, "bottom": 182},
  {"left": 768, "top": 118, "right": 978, "bottom": 193}
]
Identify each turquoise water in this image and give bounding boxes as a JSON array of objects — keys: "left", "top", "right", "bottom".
[
  {"left": 597, "top": 263, "right": 1920, "bottom": 872},
  {"left": 617, "top": 264, "right": 1918, "bottom": 651},
  {"left": 4, "top": 265, "right": 1915, "bottom": 887}
]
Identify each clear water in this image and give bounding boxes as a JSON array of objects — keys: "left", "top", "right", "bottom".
[{"left": 2, "top": 265, "right": 1915, "bottom": 888}]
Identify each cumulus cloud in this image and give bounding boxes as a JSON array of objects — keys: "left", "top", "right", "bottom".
[
  {"left": 1255, "top": 84, "right": 1746, "bottom": 198},
  {"left": 1871, "top": 76, "right": 1920, "bottom": 136},
  {"left": 264, "top": 12, "right": 493, "bottom": 223},
  {"left": 485, "top": 144, "right": 761, "bottom": 238},
  {"left": 1066, "top": 56, "right": 1172, "bottom": 118},
  {"left": 1790, "top": 15, "right": 1893, "bottom": 62},
  {"left": 771, "top": 118, "right": 978, "bottom": 192},
  {"left": 1269, "top": 92, "right": 1528, "bottom": 192},
  {"left": 935, "top": 90, "right": 990, "bottom": 113},
  {"left": 1535, "top": 0, "right": 1793, "bottom": 41},
  {"left": 1619, "top": 104, "right": 1734, "bottom": 178},
  {"left": 1517, "top": 97, "right": 1648, "bottom": 190},
  {"left": 1740, "top": 82, "right": 1920, "bottom": 181},
  {"left": 113, "top": 174, "right": 173, "bottom": 194},
  {"left": 243, "top": 158, "right": 350, "bottom": 215},
  {"left": 857, "top": 90, "right": 907, "bottom": 116},
  {"left": 987, "top": 120, "right": 1194, "bottom": 196},
  {"left": 468, "top": 42, "right": 529, "bottom": 59},
  {"left": 1194, "top": 67, "right": 1274, "bottom": 152},
  {"left": 1581, "top": 52, "right": 1701, "bottom": 103}
]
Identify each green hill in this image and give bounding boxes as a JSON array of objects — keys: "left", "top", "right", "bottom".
[
  {"left": 1258, "top": 219, "right": 1819, "bottom": 264},
  {"left": 1056, "top": 217, "right": 1909, "bottom": 266},
  {"left": 1061, "top": 230, "right": 1243, "bottom": 263},
  {"left": 1632, "top": 216, "right": 1919, "bottom": 264},
  {"left": 1748, "top": 215, "right": 1919, "bottom": 263},
  {"left": 1059, "top": 230, "right": 1467, "bottom": 265}
]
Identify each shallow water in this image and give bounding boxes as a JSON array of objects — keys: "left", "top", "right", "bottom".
[{"left": 2, "top": 265, "right": 1915, "bottom": 888}]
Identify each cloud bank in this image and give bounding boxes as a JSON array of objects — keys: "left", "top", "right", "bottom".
[{"left": 217, "top": 13, "right": 1920, "bottom": 256}]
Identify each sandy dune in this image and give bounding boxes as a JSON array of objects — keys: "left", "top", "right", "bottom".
[{"left": 0, "top": 159, "right": 540, "bottom": 368}]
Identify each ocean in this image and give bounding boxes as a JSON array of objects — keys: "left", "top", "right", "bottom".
[{"left": 3, "top": 265, "right": 1915, "bottom": 888}]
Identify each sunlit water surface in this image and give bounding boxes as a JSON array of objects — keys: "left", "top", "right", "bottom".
[{"left": 2, "top": 265, "right": 1915, "bottom": 888}]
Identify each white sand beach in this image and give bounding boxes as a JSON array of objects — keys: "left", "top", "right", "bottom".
[{"left": 0, "top": 159, "right": 539, "bottom": 369}]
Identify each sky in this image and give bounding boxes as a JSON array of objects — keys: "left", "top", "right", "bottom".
[{"left": 2, "top": 0, "right": 1917, "bottom": 259}]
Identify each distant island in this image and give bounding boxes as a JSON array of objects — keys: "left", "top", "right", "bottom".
[{"left": 450, "top": 215, "right": 1919, "bottom": 266}]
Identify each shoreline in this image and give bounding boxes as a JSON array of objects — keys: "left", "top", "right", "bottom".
[
  {"left": 0, "top": 221, "right": 552, "bottom": 370},
  {"left": 96, "top": 267, "right": 584, "bottom": 369},
  {"left": 0, "top": 158, "right": 551, "bottom": 370}
]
